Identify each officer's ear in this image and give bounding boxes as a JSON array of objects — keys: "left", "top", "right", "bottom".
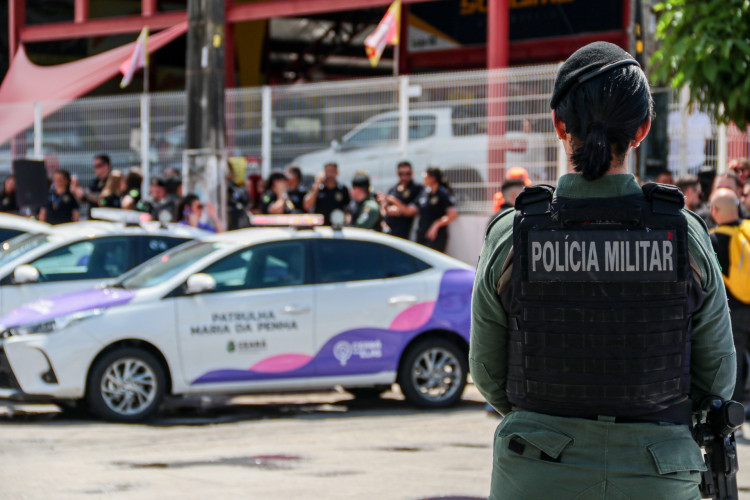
[
  {"left": 632, "top": 117, "right": 651, "bottom": 146},
  {"left": 552, "top": 111, "right": 567, "bottom": 140}
]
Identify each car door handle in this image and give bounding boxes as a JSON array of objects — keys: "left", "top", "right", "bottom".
[
  {"left": 388, "top": 295, "right": 417, "bottom": 306},
  {"left": 282, "top": 305, "right": 310, "bottom": 315}
]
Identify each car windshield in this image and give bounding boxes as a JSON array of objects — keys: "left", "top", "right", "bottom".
[
  {"left": 0, "top": 233, "right": 50, "bottom": 268},
  {"left": 119, "top": 241, "right": 223, "bottom": 290}
]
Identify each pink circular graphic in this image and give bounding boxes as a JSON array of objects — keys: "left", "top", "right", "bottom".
[
  {"left": 389, "top": 302, "right": 435, "bottom": 331},
  {"left": 250, "top": 354, "right": 313, "bottom": 373}
]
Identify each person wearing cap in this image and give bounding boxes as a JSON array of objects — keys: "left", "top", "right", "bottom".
[
  {"left": 471, "top": 42, "right": 734, "bottom": 499},
  {"left": 346, "top": 173, "right": 382, "bottom": 230},
  {"left": 303, "top": 162, "right": 350, "bottom": 225},
  {"left": 261, "top": 172, "right": 295, "bottom": 215},
  {"left": 378, "top": 161, "right": 423, "bottom": 239}
]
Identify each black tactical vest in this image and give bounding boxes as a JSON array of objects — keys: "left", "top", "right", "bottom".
[{"left": 500, "top": 183, "right": 704, "bottom": 422}]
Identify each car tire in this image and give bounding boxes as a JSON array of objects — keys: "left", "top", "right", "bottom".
[
  {"left": 86, "top": 347, "right": 166, "bottom": 423},
  {"left": 398, "top": 338, "right": 467, "bottom": 409}
]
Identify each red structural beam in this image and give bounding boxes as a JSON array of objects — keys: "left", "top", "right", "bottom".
[
  {"left": 20, "top": 0, "right": 436, "bottom": 43},
  {"left": 74, "top": 0, "right": 89, "bottom": 23},
  {"left": 8, "top": 0, "right": 24, "bottom": 60}
]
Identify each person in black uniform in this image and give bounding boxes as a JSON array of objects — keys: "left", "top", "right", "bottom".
[
  {"left": 414, "top": 167, "right": 457, "bottom": 252},
  {"left": 378, "top": 161, "right": 423, "bottom": 239},
  {"left": 78, "top": 154, "right": 111, "bottom": 208},
  {"left": 303, "top": 162, "right": 350, "bottom": 225},
  {"left": 39, "top": 170, "right": 80, "bottom": 224},
  {"left": 285, "top": 164, "right": 307, "bottom": 213},
  {"left": 0, "top": 175, "right": 18, "bottom": 213},
  {"left": 471, "top": 41, "right": 736, "bottom": 500},
  {"left": 261, "top": 171, "right": 295, "bottom": 215}
]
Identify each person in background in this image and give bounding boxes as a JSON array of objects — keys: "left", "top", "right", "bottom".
[
  {"left": 654, "top": 169, "right": 675, "bottom": 185},
  {"left": 175, "top": 194, "right": 223, "bottom": 233},
  {"left": 149, "top": 177, "right": 175, "bottom": 223},
  {"left": 709, "top": 187, "right": 750, "bottom": 406},
  {"left": 415, "top": 167, "right": 457, "bottom": 252},
  {"left": 493, "top": 178, "right": 527, "bottom": 214},
  {"left": 98, "top": 169, "right": 124, "bottom": 208},
  {"left": 0, "top": 175, "right": 18, "bottom": 213},
  {"left": 491, "top": 166, "right": 532, "bottom": 214},
  {"left": 675, "top": 174, "right": 706, "bottom": 214},
  {"left": 729, "top": 158, "right": 750, "bottom": 186},
  {"left": 39, "top": 169, "right": 79, "bottom": 224},
  {"left": 285, "top": 164, "right": 307, "bottom": 213},
  {"left": 346, "top": 173, "right": 381, "bottom": 230},
  {"left": 226, "top": 162, "right": 250, "bottom": 230},
  {"left": 378, "top": 161, "right": 423, "bottom": 239},
  {"left": 245, "top": 173, "right": 264, "bottom": 214},
  {"left": 303, "top": 162, "right": 350, "bottom": 225},
  {"left": 261, "top": 172, "right": 295, "bottom": 215},
  {"left": 121, "top": 167, "right": 143, "bottom": 210},
  {"left": 77, "top": 154, "right": 111, "bottom": 207}
]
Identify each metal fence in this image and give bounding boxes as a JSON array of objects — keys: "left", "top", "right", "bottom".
[{"left": 1, "top": 65, "right": 748, "bottom": 214}]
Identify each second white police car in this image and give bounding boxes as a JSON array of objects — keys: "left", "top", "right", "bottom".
[{"left": 0, "top": 217, "right": 474, "bottom": 422}]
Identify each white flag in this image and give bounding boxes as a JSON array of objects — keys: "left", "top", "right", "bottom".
[{"left": 120, "top": 27, "right": 149, "bottom": 88}]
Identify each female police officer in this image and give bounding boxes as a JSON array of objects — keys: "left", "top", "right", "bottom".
[{"left": 470, "top": 42, "right": 736, "bottom": 499}]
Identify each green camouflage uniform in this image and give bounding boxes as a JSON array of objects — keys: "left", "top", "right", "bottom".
[{"left": 470, "top": 173, "right": 736, "bottom": 500}]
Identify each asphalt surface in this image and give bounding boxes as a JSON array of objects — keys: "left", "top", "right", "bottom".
[{"left": 2, "top": 385, "right": 750, "bottom": 500}]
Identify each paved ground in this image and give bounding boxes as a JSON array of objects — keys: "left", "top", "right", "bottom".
[{"left": 2, "top": 385, "right": 750, "bottom": 500}]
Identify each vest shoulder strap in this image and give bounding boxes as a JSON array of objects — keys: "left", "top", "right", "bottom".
[
  {"left": 514, "top": 184, "right": 555, "bottom": 216},
  {"left": 641, "top": 182, "right": 685, "bottom": 214}
]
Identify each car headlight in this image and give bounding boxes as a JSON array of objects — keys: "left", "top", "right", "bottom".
[{"left": 4, "top": 308, "right": 106, "bottom": 336}]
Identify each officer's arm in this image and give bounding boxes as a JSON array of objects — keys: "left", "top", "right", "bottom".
[
  {"left": 470, "top": 215, "right": 513, "bottom": 415},
  {"left": 687, "top": 213, "right": 736, "bottom": 402},
  {"left": 355, "top": 201, "right": 380, "bottom": 229}
]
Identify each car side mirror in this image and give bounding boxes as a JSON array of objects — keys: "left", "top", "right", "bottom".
[
  {"left": 14, "top": 264, "right": 40, "bottom": 284},
  {"left": 331, "top": 139, "right": 341, "bottom": 151},
  {"left": 185, "top": 273, "right": 216, "bottom": 295}
]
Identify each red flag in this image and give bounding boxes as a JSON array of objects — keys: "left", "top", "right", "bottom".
[{"left": 364, "top": 0, "right": 401, "bottom": 68}]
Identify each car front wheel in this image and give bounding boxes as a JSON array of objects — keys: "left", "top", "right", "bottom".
[
  {"left": 86, "top": 347, "right": 166, "bottom": 422},
  {"left": 398, "top": 338, "right": 467, "bottom": 409}
]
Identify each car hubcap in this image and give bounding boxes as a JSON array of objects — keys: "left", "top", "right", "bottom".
[
  {"left": 411, "top": 347, "right": 462, "bottom": 402},
  {"left": 100, "top": 357, "right": 157, "bottom": 416}
]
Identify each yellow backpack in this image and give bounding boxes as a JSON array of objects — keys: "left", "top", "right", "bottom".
[{"left": 710, "top": 220, "right": 750, "bottom": 303}]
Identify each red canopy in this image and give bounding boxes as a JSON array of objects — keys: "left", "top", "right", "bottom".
[{"left": 0, "top": 22, "right": 187, "bottom": 145}]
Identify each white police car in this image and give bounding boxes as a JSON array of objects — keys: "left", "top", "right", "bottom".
[
  {"left": 0, "top": 218, "right": 474, "bottom": 421},
  {"left": 0, "top": 213, "right": 50, "bottom": 243},
  {"left": 0, "top": 214, "right": 208, "bottom": 316}
]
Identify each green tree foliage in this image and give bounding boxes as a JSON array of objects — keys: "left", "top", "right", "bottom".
[{"left": 650, "top": 0, "right": 750, "bottom": 128}]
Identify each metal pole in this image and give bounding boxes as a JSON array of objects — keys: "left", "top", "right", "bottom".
[
  {"left": 261, "top": 85, "right": 272, "bottom": 179},
  {"left": 717, "top": 122, "right": 728, "bottom": 174},
  {"left": 185, "top": 0, "right": 204, "bottom": 189},
  {"left": 33, "top": 102, "right": 43, "bottom": 159},
  {"left": 140, "top": 92, "right": 151, "bottom": 196},
  {"left": 398, "top": 75, "right": 409, "bottom": 158}
]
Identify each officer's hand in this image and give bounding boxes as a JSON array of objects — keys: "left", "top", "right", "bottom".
[
  {"left": 426, "top": 222, "right": 440, "bottom": 241},
  {"left": 314, "top": 172, "right": 326, "bottom": 186}
]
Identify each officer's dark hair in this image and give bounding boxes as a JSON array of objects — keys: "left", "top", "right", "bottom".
[
  {"left": 94, "top": 154, "right": 111, "bottom": 167},
  {"left": 54, "top": 169, "right": 72, "bottom": 186},
  {"left": 266, "top": 171, "right": 288, "bottom": 191},
  {"left": 675, "top": 174, "right": 700, "bottom": 194},
  {"left": 425, "top": 166, "right": 452, "bottom": 194},
  {"left": 125, "top": 167, "right": 143, "bottom": 191},
  {"left": 176, "top": 193, "right": 200, "bottom": 222},
  {"left": 554, "top": 65, "right": 653, "bottom": 181},
  {"left": 286, "top": 165, "right": 302, "bottom": 181},
  {"left": 324, "top": 162, "right": 338, "bottom": 171},
  {"left": 397, "top": 161, "right": 412, "bottom": 171}
]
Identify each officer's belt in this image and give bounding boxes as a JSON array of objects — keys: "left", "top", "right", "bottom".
[{"left": 512, "top": 399, "right": 693, "bottom": 426}]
